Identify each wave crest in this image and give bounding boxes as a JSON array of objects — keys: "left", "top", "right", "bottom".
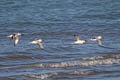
[
  {"left": 24, "top": 70, "right": 97, "bottom": 79},
  {"left": 23, "top": 58, "right": 120, "bottom": 68},
  {"left": 24, "top": 72, "right": 58, "bottom": 79}
]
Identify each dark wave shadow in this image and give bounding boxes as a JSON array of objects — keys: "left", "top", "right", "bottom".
[{"left": 99, "top": 45, "right": 116, "bottom": 49}]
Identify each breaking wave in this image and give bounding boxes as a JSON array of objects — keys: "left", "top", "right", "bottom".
[
  {"left": 24, "top": 70, "right": 120, "bottom": 79},
  {"left": 23, "top": 54, "right": 120, "bottom": 68},
  {"left": 24, "top": 70, "right": 96, "bottom": 79},
  {"left": 80, "top": 54, "right": 120, "bottom": 61},
  {"left": 24, "top": 72, "right": 58, "bottom": 79}
]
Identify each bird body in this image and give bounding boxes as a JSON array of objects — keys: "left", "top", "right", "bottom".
[
  {"left": 74, "top": 35, "right": 86, "bottom": 44},
  {"left": 74, "top": 40, "right": 85, "bottom": 44},
  {"left": 90, "top": 36, "right": 102, "bottom": 41}
]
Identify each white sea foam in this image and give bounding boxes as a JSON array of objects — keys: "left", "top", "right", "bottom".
[
  {"left": 23, "top": 57, "right": 120, "bottom": 68},
  {"left": 24, "top": 72, "right": 58, "bottom": 79}
]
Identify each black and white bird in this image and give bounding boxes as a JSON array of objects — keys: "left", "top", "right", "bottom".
[
  {"left": 73, "top": 34, "right": 86, "bottom": 44},
  {"left": 30, "top": 39, "right": 44, "bottom": 49},
  {"left": 90, "top": 36, "right": 102, "bottom": 46},
  {"left": 8, "top": 33, "right": 22, "bottom": 46}
]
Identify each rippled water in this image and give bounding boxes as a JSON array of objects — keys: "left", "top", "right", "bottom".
[{"left": 1, "top": 0, "right": 120, "bottom": 80}]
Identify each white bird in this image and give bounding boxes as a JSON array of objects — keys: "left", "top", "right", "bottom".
[
  {"left": 30, "top": 39, "right": 44, "bottom": 49},
  {"left": 7, "top": 33, "right": 21, "bottom": 46},
  {"left": 90, "top": 36, "right": 102, "bottom": 46},
  {"left": 73, "top": 34, "right": 86, "bottom": 44}
]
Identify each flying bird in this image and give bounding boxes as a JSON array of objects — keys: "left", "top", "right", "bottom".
[
  {"left": 90, "top": 36, "right": 102, "bottom": 46},
  {"left": 30, "top": 39, "right": 44, "bottom": 49},
  {"left": 73, "top": 34, "right": 86, "bottom": 44},
  {"left": 8, "top": 33, "right": 21, "bottom": 46}
]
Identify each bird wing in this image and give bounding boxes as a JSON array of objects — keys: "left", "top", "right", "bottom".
[
  {"left": 96, "top": 39, "right": 102, "bottom": 46},
  {"left": 8, "top": 35, "right": 13, "bottom": 38},
  {"left": 38, "top": 43, "right": 44, "bottom": 49},
  {"left": 14, "top": 37, "right": 19, "bottom": 46},
  {"left": 30, "top": 41, "right": 37, "bottom": 44},
  {"left": 75, "top": 36, "right": 80, "bottom": 41}
]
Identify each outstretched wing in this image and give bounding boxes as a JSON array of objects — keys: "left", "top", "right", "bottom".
[
  {"left": 96, "top": 39, "right": 102, "bottom": 46},
  {"left": 14, "top": 37, "right": 19, "bottom": 46},
  {"left": 38, "top": 43, "right": 44, "bottom": 49},
  {"left": 74, "top": 36, "right": 80, "bottom": 41}
]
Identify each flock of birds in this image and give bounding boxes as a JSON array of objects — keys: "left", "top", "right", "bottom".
[{"left": 7, "top": 33, "right": 103, "bottom": 49}]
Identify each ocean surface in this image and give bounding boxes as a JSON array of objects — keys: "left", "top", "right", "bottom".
[{"left": 0, "top": 0, "right": 120, "bottom": 80}]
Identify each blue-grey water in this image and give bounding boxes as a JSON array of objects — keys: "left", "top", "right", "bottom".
[{"left": 0, "top": 0, "right": 120, "bottom": 80}]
